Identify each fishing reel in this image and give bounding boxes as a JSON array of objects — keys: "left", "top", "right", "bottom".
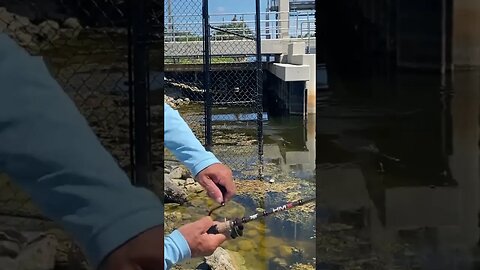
[{"left": 207, "top": 217, "right": 244, "bottom": 239}]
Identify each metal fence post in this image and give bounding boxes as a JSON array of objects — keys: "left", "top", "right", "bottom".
[
  {"left": 132, "top": 0, "right": 151, "bottom": 187},
  {"left": 202, "top": 0, "right": 213, "bottom": 151},
  {"left": 256, "top": 0, "right": 264, "bottom": 180}
]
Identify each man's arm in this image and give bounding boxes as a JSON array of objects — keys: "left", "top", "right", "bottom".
[
  {"left": 164, "top": 103, "right": 220, "bottom": 176},
  {"left": 0, "top": 34, "right": 166, "bottom": 268}
]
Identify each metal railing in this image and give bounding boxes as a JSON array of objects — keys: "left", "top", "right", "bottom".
[{"left": 164, "top": 10, "right": 315, "bottom": 42}]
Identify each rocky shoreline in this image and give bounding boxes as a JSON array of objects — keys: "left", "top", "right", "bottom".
[{"left": 1, "top": 7, "right": 83, "bottom": 53}]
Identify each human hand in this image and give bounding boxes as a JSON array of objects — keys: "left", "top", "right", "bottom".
[
  {"left": 196, "top": 163, "right": 236, "bottom": 204},
  {"left": 99, "top": 225, "right": 164, "bottom": 270},
  {"left": 178, "top": 216, "right": 227, "bottom": 257}
]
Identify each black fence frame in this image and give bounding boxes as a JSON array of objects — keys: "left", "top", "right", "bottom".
[{"left": 129, "top": 0, "right": 265, "bottom": 184}]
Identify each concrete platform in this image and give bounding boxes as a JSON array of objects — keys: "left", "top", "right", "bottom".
[{"left": 270, "top": 63, "right": 310, "bottom": 81}]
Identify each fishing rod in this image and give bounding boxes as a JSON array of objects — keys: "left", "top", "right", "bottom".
[{"left": 207, "top": 197, "right": 315, "bottom": 238}]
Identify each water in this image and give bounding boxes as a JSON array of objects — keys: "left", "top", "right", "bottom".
[
  {"left": 169, "top": 104, "right": 316, "bottom": 269},
  {"left": 316, "top": 70, "right": 480, "bottom": 270}
]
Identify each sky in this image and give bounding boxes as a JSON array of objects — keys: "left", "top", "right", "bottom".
[{"left": 209, "top": 0, "right": 267, "bottom": 15}]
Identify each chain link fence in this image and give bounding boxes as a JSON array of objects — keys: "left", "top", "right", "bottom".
[
  {"left": 0, "top": 1, "right": 134, "bottom": 268},
  {"left": 164, "top": 0, "right": 264, "bottom": 179}
]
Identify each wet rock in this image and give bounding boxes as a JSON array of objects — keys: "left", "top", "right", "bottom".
[
  {"left": 164, "top": 174, "right": 188, "bottom": 204},
  {"left": 244, "top": 229, "right": 258, "bottom": 237},
  {"left": 269, "top": 257, "right": 288, "bottom": 270},
  {"left": 278, "top": 245, "right": 293, "bottom": 257},
  {"left": 291, "top": 263, "right": 315, "bottom": 270},
  {"left": 260, "top": 236, "right": 283, "bottom": 248}
]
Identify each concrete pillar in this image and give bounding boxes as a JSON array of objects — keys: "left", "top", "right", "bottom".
[
  {"left": 278, "top": 0, "right": 289, "bottom": 38},
  {"left": 453, "top": 0, "right": 480, "bottom": 67},
  {"left": 288, "top": 42, "right": 316, "bottom": 114}
]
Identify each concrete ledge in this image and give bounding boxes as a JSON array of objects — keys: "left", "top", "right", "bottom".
[{"left": 270, "top": 63, "right": 310, "bottom": 81}]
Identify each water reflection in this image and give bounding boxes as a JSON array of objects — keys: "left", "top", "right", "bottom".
[
  {"left": 263, "top": 114, "right": 316, "bottom": 181},
  {"left": 317, "top": 70, "right": 479, "bottom": 269}
]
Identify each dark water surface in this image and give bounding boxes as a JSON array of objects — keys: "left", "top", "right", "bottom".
[{"left": 316, "top": 70, "right": 480, "bottom": 269}]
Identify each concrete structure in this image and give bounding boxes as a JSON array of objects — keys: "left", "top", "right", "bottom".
[
  {"left": 268, "top": 42, "right": 316, "bottom": 114},
  {"left": 164, "top": 2, "right": 316, "bottom": 115},
  {"left": 277, "top": 0, "right": 290, "bottom": 38}
]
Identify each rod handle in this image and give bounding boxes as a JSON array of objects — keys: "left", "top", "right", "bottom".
[{"left": 206, "top": 221, "right": 231, "bottom": 235}]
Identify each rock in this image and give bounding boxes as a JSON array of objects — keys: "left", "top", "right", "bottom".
[
  {"left": 204, "top": 247, "right": 242, "bottom": 270},
  {"left": 237, "top": 239, "right": 255, "bottom": 251},
  {"left": 13, "top": 13, "right": 30, "bottom": 26},
  {"left": 14, "top": 31, "right": 32, "bottom": 46},
  {"left": 244, "top": 229, "right": 258, "bottom": 238},
  {"left": 291, "top": 263, "right": 315, "bottom": 270},
  {"left": 38, "top": 20, "right": 60, "bottom": 41},
  {"left": 58, "top": 28, "right": 81, "bottom": 39},
  {"left": 185, "top": 178, "right": 195, "bottom": 185},
  {"left": 185, "top": 183, "right": 204, "bottom": 194},
  {"left": 260, "top": 236, "right": 283, "bottom": 248},
  {"left": 278, "top": 245, "right": 293, "bottom": 257},
  {"left": 164, "top": 174, "right": 188, "bottom": 204},
  {"left": 63, "top": 18, "right": 81, "bottom": 29},
  {"left": 269, "top": 257, "right": 288, "bottom": 270},
  {"left": 0, "top": 231, "right": 57, "bottom": 270},
  {"left": 169, "top": 166, "right": 189, "bottom": 180},
  {"left": 17, "top": 234, "right": 57, "bottom": 270}
]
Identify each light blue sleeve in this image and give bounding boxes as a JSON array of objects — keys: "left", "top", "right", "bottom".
[
  {"left": 164, "top": 103, "right": 221, "bottom": 176},
  {"left": 0, "top": 34, "right": 164, "bottom": 269},
  {"left": 164, "top": 230, "right": 191, "bottom": 270}
]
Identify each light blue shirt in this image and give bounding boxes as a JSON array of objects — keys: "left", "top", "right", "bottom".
[{"left": 0, "top": 33, "right": 219, "bottom": 269}]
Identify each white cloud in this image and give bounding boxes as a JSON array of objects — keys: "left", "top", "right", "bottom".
[{"left": 216, "top": 6, "right": 226, "bottom": 13}]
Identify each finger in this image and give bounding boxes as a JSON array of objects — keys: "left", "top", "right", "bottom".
[
  {"left": 200, "top": 177, "right": 224, "bottom": 204},
  {"left": 204, "top": 232, "right": 228, "bottom": 247},
  {"left": 210, "top": 173, "right": 236, "bottom": 202}
]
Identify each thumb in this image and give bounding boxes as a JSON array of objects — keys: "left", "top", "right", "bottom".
[{"left": 196, "top": 216, "right": 215, "bottom": 231}]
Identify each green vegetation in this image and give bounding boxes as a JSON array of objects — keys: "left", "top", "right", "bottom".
[{"left": 213, "top": 17, "right": 253, "bottom": 40}]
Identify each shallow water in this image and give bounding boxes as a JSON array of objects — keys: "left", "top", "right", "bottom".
[
  {"left": 168, "top": 104, "right": 316, "bottom": 269},
  {"left": 316, "top": 70, "right": 480, "bottom": 270}
]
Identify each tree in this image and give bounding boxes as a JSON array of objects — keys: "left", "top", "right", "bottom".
[{"left": 213, "top": 15, "right": 253, "bottom": 41}]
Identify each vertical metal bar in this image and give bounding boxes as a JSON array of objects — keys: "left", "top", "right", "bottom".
[
  {"left": 203, "top": 0, "right": 213, "bottom": 150},
  {"left": 132, "top": 0, "right": 150, "bottom": 187},
  {"left": 127, "top": 0, "right": 135, "bottom": 182},
  {"left": 441, "top": 0, "right": 446, "bottom": 85},
  {"left": 255, "top": 0, "right": 264, "bottom": 180}
]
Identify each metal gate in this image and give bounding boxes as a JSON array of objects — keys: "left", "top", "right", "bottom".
[{"left": 164, "top": 0, "right": 264, "bottom": 179}]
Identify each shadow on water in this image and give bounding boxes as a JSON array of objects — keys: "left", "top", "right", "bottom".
[{"left": 316, "top": 69, "right": 480, "bottom": 270}]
